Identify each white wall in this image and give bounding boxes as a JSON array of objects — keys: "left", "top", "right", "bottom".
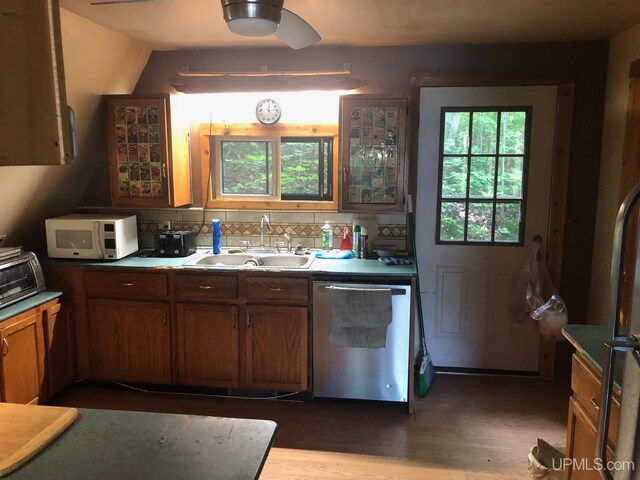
[
  {"left": 588, "top": 23, "right": 640, "bottom": 325},
  {"left": 0, "top": 9, "right": 151, "bottom": 248}
]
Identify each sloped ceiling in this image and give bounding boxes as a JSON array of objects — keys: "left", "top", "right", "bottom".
[{"left": 60, "top": 0, "right": 640, "bottom": 50}]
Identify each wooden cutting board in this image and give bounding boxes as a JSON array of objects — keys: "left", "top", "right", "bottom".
[{"left": 0, "top": 403, "right": 78, "bottom": 477}]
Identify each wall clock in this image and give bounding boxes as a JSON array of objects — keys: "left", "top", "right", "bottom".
[{"left": 255, "top": 98, "right": 281, "bottom": 125}]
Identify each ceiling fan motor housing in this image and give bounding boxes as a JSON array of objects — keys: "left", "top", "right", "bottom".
[{"left": 221, "top": 0, "right": 284, "bottom": 24}]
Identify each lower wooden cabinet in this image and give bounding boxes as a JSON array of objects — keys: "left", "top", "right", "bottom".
[
  {"left": 0, "top": 311, "right": 43, "bottom": 404},
  {"left": 245, "top": 305, "right": 308, "bottom": 391},
  {"left": 88, "top": 299, "right": 171, "bottom": 384},
  {"left": 42, "top": 302, "right": 75, "bottom": 399},
  {"left": 565, "top": 354, "right": 619, "bottom": 480},
  {"left": 176, "top": 303, "right": 239, "bottom": 388}
]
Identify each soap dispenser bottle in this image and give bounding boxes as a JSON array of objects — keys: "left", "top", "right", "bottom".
[
  {"left": 340, "top": 227, "right": 352, "bottom": 251},
  {"left": 321, "top": 220, "right": 333, "bottom": 250}
]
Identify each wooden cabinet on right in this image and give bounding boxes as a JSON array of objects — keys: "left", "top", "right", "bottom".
[
  {"left": 565, "top": 354, "right": 620, "bottom": 480},
  {"left": 339, "top": 95, "right": 408, "bottom": 212}
]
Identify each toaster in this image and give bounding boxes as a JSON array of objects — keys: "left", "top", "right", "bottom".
[{"left": 155, "top": 229, "right": 197, "bottom": 257}]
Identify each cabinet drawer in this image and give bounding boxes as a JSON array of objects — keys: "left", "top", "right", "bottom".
[
  {"left": 246, "top": 277, "right": 309, "bottom": 304},
  {"left": 86, "top": 271, "right": 168, "bottom": 299},
  {"left": 175, "top": 274, "right": 238, "bottom": 300},
  {"left": 571, "top": 354, "right": 620, "bottom": 446}
]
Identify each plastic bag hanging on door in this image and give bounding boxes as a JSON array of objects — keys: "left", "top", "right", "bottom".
[
  {"left": 511, "top": 237, "right": 568, "bottom": 340},
  {"left": 511, "top": 238, "right": 550, "bottom": 322}
]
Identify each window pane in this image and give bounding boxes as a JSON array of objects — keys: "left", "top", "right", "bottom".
[
  {"left": 281, "top": 141, "right": 320, "bottom": 196},
  {"left": 471, "top": 111, "right": 497, "bottom": 154},
  {"left": 443, "top": 112, "right": 469, "bottom": 154},
  {"left": 499, "top": 111, "right": 527, "bottom": 154},
  {"left": 467, "top": 202, "right": 493, "bottom": 242},
  {"left": 440, "top": 202, "right": 466, "bottom": 241},
  {"left": 495, "top": 202, "right": 521, "bottom": 242},
  {"left": 441, "top": 157, "right": 467, "bottom": 198},
  {"left": 221, "top": 141, "right": 273, "bottom": 195},
  {"left": 469, "top": 156, "right": 495, "bottom": 199},
  {"left": 497, "top": 156, "right": 524, "bottom": 199}
]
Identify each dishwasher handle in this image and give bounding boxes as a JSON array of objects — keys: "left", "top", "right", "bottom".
[{"left": 317, "top": 285, "right": 406, "bottom": 296}]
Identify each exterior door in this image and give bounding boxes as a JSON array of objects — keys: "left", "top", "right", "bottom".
[{"left": 416, "top": 86, "right": 558, "bottom": 371}]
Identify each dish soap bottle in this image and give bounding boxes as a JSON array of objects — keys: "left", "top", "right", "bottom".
[
  {"left": 321, "top": 220, "right": 333, "bottom": 250},
  {"left": 340, "top": 227, "right": 352, "bottom": 251}
]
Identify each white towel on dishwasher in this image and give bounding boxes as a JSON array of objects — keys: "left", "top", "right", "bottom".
[{"left": 328, "top": 286, "right": 392, "bottom": 348}]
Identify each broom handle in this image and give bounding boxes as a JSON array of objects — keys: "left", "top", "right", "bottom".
[{"left": 407, "top": 194, "right": 429, "bottom": 357}]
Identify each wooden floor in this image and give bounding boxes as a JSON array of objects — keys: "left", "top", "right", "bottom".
[{"left": 50, "top": 374, "right": 570, "bottom": 479}]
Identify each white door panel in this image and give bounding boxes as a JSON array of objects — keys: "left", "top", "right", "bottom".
[{"left": 417, "top": 86, "right": 557, "bottom": 371}]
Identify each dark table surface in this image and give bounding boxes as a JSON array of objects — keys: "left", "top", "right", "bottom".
[{"left": 5, "top": 408, "right": 277, "bottom": 480}]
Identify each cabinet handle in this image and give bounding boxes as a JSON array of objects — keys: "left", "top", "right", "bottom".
[
  {"left": 232, "top": 313, "right": 236, "bottom": 329},
  {"left": 590, "top": 397, "right": 600, "bottom": 410},
  {"left": 162, "top": 314, "right": 167, "bottom": 326},
  {"left": 270, "top": 287, "right": 284, "bottom": 292},
  {"left": 2, "top": 338, "right": 8, "bottom": 356},
  {"left": 162, "top": 164, "right": 167, "bottom": 179},
  {"left": 199, "top": 285, "right": 212, "bottom": 290},
  {"left": 246, "top": 313, "right": 250, "bottom": 327},
  {"left": 120, "top": 282, "right": 135, "bottom": 287}
]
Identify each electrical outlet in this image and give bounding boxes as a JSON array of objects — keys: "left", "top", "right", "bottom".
[{"left": 0, "top": 235, "right": 6, "bottom": 245}]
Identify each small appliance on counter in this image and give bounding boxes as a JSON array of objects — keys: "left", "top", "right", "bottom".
[
  {"left": 45, "top": 213, "right": 138, "bottom": 260},
  {"left": 155, "top": 229, "right": 197, "bottom": 257},
  {"left": 0, "top": 250, "right": 46, "bottom": 309}
]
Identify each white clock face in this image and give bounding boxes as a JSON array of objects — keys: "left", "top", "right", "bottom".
[{"left": 256, "top": 99, "right": 281, "bottom": 125}]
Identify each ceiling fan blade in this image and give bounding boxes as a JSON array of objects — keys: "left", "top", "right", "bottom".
[
  {"left": 275, "top": 8, "right": 320, "bottom": 50},
  {"left": 90, "top": 0, "right": 155, "bottom": 5}
]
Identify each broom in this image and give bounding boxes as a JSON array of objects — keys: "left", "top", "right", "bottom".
[{"left": 407, "top": 194, "right": 436, "bottom": 396}]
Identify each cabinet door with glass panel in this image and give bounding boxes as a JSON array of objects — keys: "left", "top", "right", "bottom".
[
  {"left": 339, "top": 96, "right": 407, "bottom": 212},
  {"left": 105, "top": 95, "right": 192, "bottom": 208}
]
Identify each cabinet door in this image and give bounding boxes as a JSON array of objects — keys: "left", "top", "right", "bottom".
[
  {"left": 0, "top": 313, "right": 42, "bottom": 404},
  {"left": 0, "top": 0, "right": 73, "bottom": 166},
  {"left": 565, "top": 397, "right": 615, "bottom": 480},
  {"left": 105, "top": 95, "right": 191, "bottom": 208},
  {"left": 42, "top": 302, "right": 75, "bottom": 399},
  {"left": 339, "top": 96, "right": 407, "bottom": 212},
  {"left": 176, "top": 304, "right": 239, "bottom": 388},
  {"left": 245, "top": 305, "right": 308, "bottom": 391},
  {"left": 88, "top": 299, "right": 171, "bottom": 383}
]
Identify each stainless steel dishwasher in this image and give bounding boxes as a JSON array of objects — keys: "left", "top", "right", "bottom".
[{"left": 312, "top": 281, "right": 411, "bottom": 403}]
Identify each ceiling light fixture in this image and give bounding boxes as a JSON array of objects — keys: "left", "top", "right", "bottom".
[
  {"left": 220, "top": 0, "right": 320, "bottom": 49},
  {"left": 221, "top": 0, "right": 282, "bottom": 37}
]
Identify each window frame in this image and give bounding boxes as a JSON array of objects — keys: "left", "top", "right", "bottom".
[
  {"left": 214, "top": 135, "right": 281, "bottom": 201},
  {"left": 280, "top": 136, "right": 333, "bottom": 202},
  {"left": 200, "top": 123, "right": 339, "bottom": 210},
  {"left": 435, "top": 106, "right": 532, "bottom": 246}
]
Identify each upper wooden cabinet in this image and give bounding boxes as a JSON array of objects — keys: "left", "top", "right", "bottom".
[
  {"left": 339, "top": 95, "right": 407, "bottom": 212},
  {"left": 105, "top": 94, "right": 192, "bottom": 207},
  {"left": 0, "top": 0, "right": 74, "bottom": 165}
]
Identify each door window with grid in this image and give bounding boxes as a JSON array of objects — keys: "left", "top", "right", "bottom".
[{"left": 436, "top": 107, "right": 531, "bottom": 244}]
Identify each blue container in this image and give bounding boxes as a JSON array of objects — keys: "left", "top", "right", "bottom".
[{"left": 212, "top": 219, "right": 221, "bottom": 254}]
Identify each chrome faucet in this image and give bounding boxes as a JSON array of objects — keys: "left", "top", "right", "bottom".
[
  {"left": 284, "top": 233, "right": 293, "bottom": 253},
  {"left": 260, "top": 214, "right": 271, "bottom": 248}
]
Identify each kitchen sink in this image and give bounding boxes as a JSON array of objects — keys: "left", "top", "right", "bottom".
[
  {"left": 182, "top": 252, "right": 315, "bottom": 269},
  {"left": 259, "top": 254, "right": 314, "bottom": 268}
]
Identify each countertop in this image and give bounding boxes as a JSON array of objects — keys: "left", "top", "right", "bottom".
[
  {"left": 0, "top": 292, "right": 63, "bottom": 323},
  {"left": 44, "top": 249, "right": 417, "bottom": 277},
  {"left": 6, "top": 408, "right": 277, "bottom": 480},
  {"left": 562, "top": 324, "right": 625, "bottom": 391}
]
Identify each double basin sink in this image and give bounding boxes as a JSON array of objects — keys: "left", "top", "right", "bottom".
[{"left": 183, "top": 250, "right": 315, "bottom": 269}]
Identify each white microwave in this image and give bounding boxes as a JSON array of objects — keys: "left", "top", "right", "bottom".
[{"left": 45, "top": 214, "right": 139, "bottom": 260}]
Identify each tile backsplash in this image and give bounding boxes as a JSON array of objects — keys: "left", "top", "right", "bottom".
[{"left": 85, "top": 208, "right": 407, "bottom": 251}]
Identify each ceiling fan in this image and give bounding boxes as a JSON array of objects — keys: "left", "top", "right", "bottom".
[{"left": 221, "top": 0, "right": 321, "bottom": 50}]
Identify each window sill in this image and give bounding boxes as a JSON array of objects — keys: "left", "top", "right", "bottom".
[{"left": 205, "top": 199, "right": 338, "bottom": 211}]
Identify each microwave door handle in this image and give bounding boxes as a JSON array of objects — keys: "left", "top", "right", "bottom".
[{"left": 94, "top": 221, "right": 105, "bottom": 259}]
